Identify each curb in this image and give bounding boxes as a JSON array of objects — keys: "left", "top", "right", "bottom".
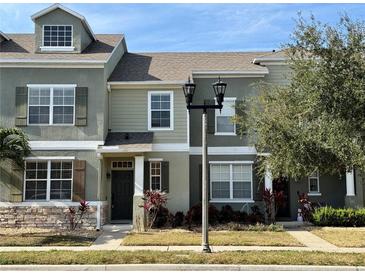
[{"left": 0, "top": 264, "right": 364, "bottom": 271}]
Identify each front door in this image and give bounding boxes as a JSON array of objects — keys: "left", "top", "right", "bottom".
[
  {"left": 273, "top": 176, "right": 291, "bottom": 219},
  {"left": 111, "top": 170, "right": 134, "bottom": 220}
]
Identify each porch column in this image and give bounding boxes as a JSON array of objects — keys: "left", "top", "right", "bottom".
[
  {"left": 96, "top": 153, "right": 103, "bottom": 230},
  {"left": 346, "top": 168, "right": 355, "bottom": 196},
  {"left": 133, "top": 155, "right": 145, "bottom": 231},
  {"left": 264, "top": 165, "right": 273, "bottom": 191}
]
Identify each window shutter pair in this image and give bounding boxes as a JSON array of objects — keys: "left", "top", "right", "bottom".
[
  {"left": 14, "top": 87, "right": 88, "bottom": 127},
  {"left": 72, "top": 160, "right": 86, "bottom": 202},
  {"left": 143, "top": 161, "right": 169, "bottom": 193},
  {"left": 198, "top": 164, "right": 210, "bottom": 202},
  {"left": 204, "top": 99, "right": 244, "bottom": 135}
]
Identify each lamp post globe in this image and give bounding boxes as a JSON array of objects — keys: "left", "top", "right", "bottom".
[
  {"left": 183, "top": 77, "right": 196, "bottom": 107},
  {"left": 212, "top": 76, "right": 227, "bottom": 107}
]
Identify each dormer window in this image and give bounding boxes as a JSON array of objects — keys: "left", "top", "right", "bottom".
[{"left": 41, "top": 25, "right": 74, "bottom": 51}]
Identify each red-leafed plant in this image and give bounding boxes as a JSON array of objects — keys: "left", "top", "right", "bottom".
[
  {"left": 141, "top": 190, "right": 168, "bottom": 230},
  {"left": 67, "top": 200, "right": 89, "bottom": 230},
  {"left": 263, "top": 188, "right": 286, "bottom": 224},
  {"left": 297, "top": 192, "right": 321, "bottom": 222}
]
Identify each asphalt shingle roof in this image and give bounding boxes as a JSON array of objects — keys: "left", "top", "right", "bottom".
[
  {"left": 108, "top": 52, "right": 274, "bottom": 82},
  {"left": 104, "top": 132, "right": 154, "bottom": 146},
  {"left": 0, "top": 33, "right": 123, "bottom": 61}
]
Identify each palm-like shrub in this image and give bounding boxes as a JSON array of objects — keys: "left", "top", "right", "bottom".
[{"left": 0, "top": 128, "right": 31, "bottom": 168}]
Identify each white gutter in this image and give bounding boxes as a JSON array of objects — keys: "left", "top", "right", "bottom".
[
  {"left": 253, "top": 57, "right": 287, "bottom": 64},
  {"left": 191, "top": 69, "right": 269, "bottom": 75},
  {"left": 108, "top": 80, "right": 186, "bottom": 86}
]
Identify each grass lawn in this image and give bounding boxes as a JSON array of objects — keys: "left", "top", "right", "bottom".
[
  {"left": 0, "top": 228, "right": 100, "bottom": 246},
  {"left": 122, "top": 230, "right": 303, "bottom": 246},
  {"left": 310, "top": 228, "right": 365, "bottom": 247},
  {"left": 0, "top": 250, "right": 364, "bottom": 266}
]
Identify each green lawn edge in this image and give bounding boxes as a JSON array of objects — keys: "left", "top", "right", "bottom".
[{"left": 0, "top": 251, "right": 364, "bottom": 266}]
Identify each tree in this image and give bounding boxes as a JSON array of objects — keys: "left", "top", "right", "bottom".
[
  {"left": 0, "top": 128, "right": 31, "bottom": 168},
  {"left": 236, "top": 15, "right": 365, "bottom": 179}
]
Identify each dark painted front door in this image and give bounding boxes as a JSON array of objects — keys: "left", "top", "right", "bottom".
[
  {"left": 274, "top": 176, "right": 291, "bottom": 219},
  {"left": 111, "top": 171, "right": 134, "bottom": 220}
]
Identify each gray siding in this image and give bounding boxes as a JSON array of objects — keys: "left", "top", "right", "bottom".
[
  {"left": 0, "top": 67, "right": 106, "bottom": 141},
  {"left": 110, "top": 89, "right": 188, "bottom": 144},
  {"left": 189, "top": 155, "right": 264, "bottom": 213},
  {"left": 189, "top": 77, "right": 259, "bottom": 147},
  {"left": 34, "top": 8, "right": 92, "bottom": 53},
  {"left": 289, "top": 174, "right": 347, "bottom": 219},
  {"left": 263, "top": 65, "right": 292, "bottom": 85}
]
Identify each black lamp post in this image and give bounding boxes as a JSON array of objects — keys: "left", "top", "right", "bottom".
[{"left": 183, "top": 76, "right": 227, "bottom": 253}]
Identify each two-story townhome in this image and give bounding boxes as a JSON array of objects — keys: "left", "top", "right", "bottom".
[{"left": 1, "top": 4, "right": 364, "bottom": 229}]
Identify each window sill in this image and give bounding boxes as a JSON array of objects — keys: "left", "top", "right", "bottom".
[
  {"left": 148, "top": 127, "right": 174, "bottom": 131},
  {"left": 210, "top": 199, "right": 255, "bottom": 203},
  {"left": 308, "top": 192, "right": 322, "bottom": 196},
  {"left": 40, "top": 46, "right": 75, "bottom": 52},
  {"left": 214, "top": 133, "right": 237, "bottom": 136}
]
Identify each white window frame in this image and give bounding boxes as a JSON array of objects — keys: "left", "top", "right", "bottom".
[
  {"left": 27, "top": 84, "right": 76, "bottom": 126},
  {"left": 209, "top": 161, "right": 254, "bottom": 203},
  {"left": 148, "top": 91, "right": 174, "bottom": 131},
  {"left": 23, "top": 159, "right": 73, "bottom": 202},
  {"left": 41, "top": 25, "right": 75, "bottom": 51},
  {"left": 111, "top": 161, "right": 134, "bottom": 170},
  {"left": 308, "top": 171, "right": 321, "bottom": 196},
  {"left": 215, "top": 97, "right": 236, "bottom": 136},
  {"left": 149, "top": 161, "right": 162, "bottom": 191}
]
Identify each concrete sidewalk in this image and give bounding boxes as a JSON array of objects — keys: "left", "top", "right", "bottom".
[
  {"left": 0, "top": 264, "right": 364, "bottom": 271},
  {"left": 90, "top": 224, "right": 132, "bottom": 250}
]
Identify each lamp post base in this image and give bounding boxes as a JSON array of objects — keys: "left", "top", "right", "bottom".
[{"left": 202, "top": 244, "right": 212, "bottom": 253}]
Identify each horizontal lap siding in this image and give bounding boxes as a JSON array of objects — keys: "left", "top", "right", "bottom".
[
  {"left": 264, "top": 65, "right": 292, "bottom": 85},
  {"left": 111, "top": 89, "right": 187, "bottom": 143}
]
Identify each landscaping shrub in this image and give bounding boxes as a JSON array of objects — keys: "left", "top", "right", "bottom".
[
  {"left": 172, "top": 211, "right": 185, "bottom": 227},
  {"left": 153, "top": 206, "right": 169, "bottom": 228},
  {"left": 247, "top": 205, "right": 264, "bottom": 224},
  {"left": 140, "top": 190, "right": 168, "bottom": 230},
  {"left": 218, "top": 205, "right": 247, "bottom": 223},
  {"left": 312, "top": 206, "right": 365, "bottom": 227},
  {"left": 185, "top": 203, "right": 220, "bottom": 227}
]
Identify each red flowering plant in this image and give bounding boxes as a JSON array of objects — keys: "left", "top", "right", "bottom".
[
  {"left": 140, "top": 190, "right": 168, "bottom": 230},
  {"left": 67, "top": 200, "right": 90, "bottom": 230},
  {"left": 297, "top": 192, "right": 321, "bottom": 222},
  {"left": 263, "top": 188, "right": 286, "bottom": 224}
]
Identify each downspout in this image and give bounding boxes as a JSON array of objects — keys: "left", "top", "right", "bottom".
[{"left": 96, "top": 152, "right": 103, "bottom": 230}]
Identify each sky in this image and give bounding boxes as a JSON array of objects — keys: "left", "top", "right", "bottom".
[{"left": 0, "top": 3, "right": 364, "bottom": 52}]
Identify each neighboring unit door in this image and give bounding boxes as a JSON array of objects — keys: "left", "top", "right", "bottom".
[
  {"left": 274, "top": 176, "right": 291, "bottom": 219},
  {"left": 111, "top": 170, "right": 134, "bottom": 220}
]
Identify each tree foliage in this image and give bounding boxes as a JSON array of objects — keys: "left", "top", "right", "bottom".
[
  {"left": 236, "top": 15, "right": 365, "bottom": 179},
  {"left": 0, "top": 128, "right": 31, "bottom": 168}
]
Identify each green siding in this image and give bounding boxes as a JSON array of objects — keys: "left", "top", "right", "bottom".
[
  {"left": 263, "top": 65, "right": 292, "bottom": 85},
  {"left": 110, "top": 89, "right": 188, "bottom": 144}
]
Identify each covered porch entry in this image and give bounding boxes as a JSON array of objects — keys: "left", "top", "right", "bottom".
[{"left": 97, "top": 132, "right": 154, "bottom": 228}]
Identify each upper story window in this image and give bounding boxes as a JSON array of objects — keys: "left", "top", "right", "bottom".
[
  {"left": 41, "top": 25, "right": 74, "bottom": 51},
  {"left": 28, "top": 85, "right": 75, "bottom": 125},
  {"left": 24, "top": 160, "right": 73, "bottom": 201},
  {"left": 215, "top": 98, "right": 236, "bottom": 135},
  {"left": 148, "top": 91, "right": 174, "bottom": 131},
  {"left": 308, "top": 171, "right": 321, "bottom": 195},
  {"left": 210, "top": 162, "right": 253, "bottom": 201}
]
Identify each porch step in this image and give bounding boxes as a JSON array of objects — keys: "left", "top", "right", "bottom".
[{"left": 277, "top": 221, "right": 312, "bottom": 228}]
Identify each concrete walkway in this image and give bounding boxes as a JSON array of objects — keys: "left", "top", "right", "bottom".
[
  {"left": 286, "top": 228, "right": 338, "bottom": 250},
  {"left": 90, "top": 224, "right": 132, "bottom": 250},
  {"left": 1, "top": 264, "right": 364, "bottom": 271}
]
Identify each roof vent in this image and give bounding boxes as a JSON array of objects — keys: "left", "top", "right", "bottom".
[
  {"left": 125, "top": 133, "right": 129, "bottom": 140},
  {"left": 272, "top": 50, "right": 276, "bottom": 52}
]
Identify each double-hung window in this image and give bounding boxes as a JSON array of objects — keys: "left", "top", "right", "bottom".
[
  {"left": 24, "top": 160, "right": 73, "bottom": 201},
  {"left": 308, "top": 171, "right": 320, "bottom": 195},
  {"left": 150, "top": 162, "right": 161, "bottom": 191},
  {"left": 148, "top": 91, "right": 173, "bottom": 130},
  {"left": 28, "top": 85, "right": 75, "bottom": 125},
  {"left": 210, "top": 162, "right": 253, "bottom": 201},
  {"left": 42, "top": 25, "right": 73, "bottom": 49},
  {"left": 215, "top": 98, "right": 236, "bottom": 135}
]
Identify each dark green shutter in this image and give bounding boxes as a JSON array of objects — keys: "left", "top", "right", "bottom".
[
  {"left": 144, "top": 161, "right": 150, "bottom": 191},
  {"left": 235, "top": 100, "right": 247, "bottom": 136},
  {"left": 15, "top": 87, "right": 28, "bottom": 126},
  {"left": 72, "top": 160, "right": 86, "bottom": 201},
  {"left": 75, "top": 87, "right": 88, "bottom": 126},
  {"left": 204, "top": 99, "right": 215, "bottom": 134},
  {"left": 161, "top": 161, "right": 169, "bottom": 193}
]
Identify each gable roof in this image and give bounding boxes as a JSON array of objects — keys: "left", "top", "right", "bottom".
[
  {"left": 109, "top": 52, "right": 272, "bottom": 82},
  {"left": 0, "top": 33, "right": 123, "bottom": 62},
  {"left": 31, "top": 3, "right": 96, "bottom": 41},
  {"left": 0, "top": 31, "right": 10, "bottom": 41}
]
